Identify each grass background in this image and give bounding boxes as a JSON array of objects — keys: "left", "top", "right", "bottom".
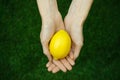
[{"left": 0, "top": 0, "right": 120, "bottom": 80}]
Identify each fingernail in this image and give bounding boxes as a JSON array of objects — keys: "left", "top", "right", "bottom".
[
  {"left": 72, "top": 62, "right": 75, "bottom": 66},
  {"left": 46, "top": 64, "right": 49, "bottom": 67},
  {"left": 46, "top": 63, "right": 49, "bottom": 67},
  {"left": 46, "top": 62, "right": 51, "bottom": 67},
  {"left": 52, "top": 71, "right": 56, "bottom": 73},
  {"left": 52, "top": 70, "right": 57, "bottom": 73},
  {"left": 68, "top": 66, "right": 72, "bottom": 71},
  {"left": 63, "top": 69, "right": 67, "bottom": 72},
  {"left": 48, "top": 68, "right": 51, "bottom": 71}
]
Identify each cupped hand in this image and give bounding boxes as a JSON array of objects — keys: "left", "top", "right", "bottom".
[
  {"left": 37, "top": 0, "right": 75, "bottom": 73},
  {"left": 37, "top": 0, "right": 93, "bottom": 73},
  {"left": 49, "top": 15, "right": 83, "bottom": 73},
  {"left": 40, "top": 11, "right": 64, "bottom": 62},
  {"left": 47, "top": 52, "right": 75, "bottom": 73},
  {"left": 64, "top": 15, "right": 84, "bottom": 60},
  {"left": 63, "top": 0, "right": 93, "bottom": 61},
  {"left": 40, "top": 11, "right": 75, "bottom": 73}
]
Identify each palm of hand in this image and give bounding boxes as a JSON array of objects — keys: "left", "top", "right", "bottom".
[
  {"left": 47, "top": 16, "right": 84, "bottom": 73},
  {"left": 64, "top": 17, "right": 84, "bottom": 60},
  {"left": 40, "top": 12, "right": 75, "bottom": 73},
  {"left": 40, "top": 12, "right": 64, "bottom": 61}
]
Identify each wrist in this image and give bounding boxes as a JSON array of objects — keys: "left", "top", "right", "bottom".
[
  {"left": 37, "top": 0, "right": 59, "bottom": 20},
  {"left": 66, "top": 0, "right": 93, "bottom": 25},
  {"left": 68, "top": 0, "right": 81, "bottom": 14}
]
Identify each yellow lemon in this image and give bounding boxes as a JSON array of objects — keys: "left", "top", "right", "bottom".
[{"left": 49, "top": 30, "right": 71, "bottom": 60}]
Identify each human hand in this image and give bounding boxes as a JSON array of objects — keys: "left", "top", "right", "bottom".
[
  {"left": 37, "top": 0, "right": 64, "bottom": 62},
  {"left": 37, "top": 0, "right": 75, "bottom": 73},
  {"left": 48, "top": 52, "right": 75, "bottom": 73},
  {"left": 64, "top": 0, "right": 93, "bottom": 60},
  {"left": 48, "top": 0, "right": 93, "bottom": 73},
  {"left": 64, "top": 17, "right": 84, "bottom": 60},
  {"left": 37, "top": 0, "right": 93, "bottom": 73}
]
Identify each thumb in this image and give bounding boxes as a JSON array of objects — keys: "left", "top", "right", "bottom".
[
  {"left": 74, "top": 45, "right": 83, "bottom": 60},
  {"left": 42, "top": 43, "right": 52, "bottom": 61},
  {"left": 40, "top": 25, "right": 54, "bottom": 62}
]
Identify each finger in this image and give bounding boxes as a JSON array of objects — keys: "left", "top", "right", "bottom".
[
  {"left": 52, "top": 67, "right": 60, "bottom": 73},
  {"left": 69, "top": 42, "right": 76, "bottom": 60},
  {"left": 69, "top": 50, "right": 74, "bottom": 60},
  {"left": 53, "top": 59, "right": 67, "bottom": 72},
  {"left": 48, "top": 64, "right": 55, "bottom": 72},
  {"left": 46, "top": 61, "right": 52, "bottom": 67},
  {"left": 66, "top": 56, "right": 75, "bottom": 66},
  {"left": 71, "top": 43, "right": 75, "bottom": 52},
  {"left": 74, "top": 45, "right": 83, "bottom": 60},
  {"left": 42, "top": 43, "right": 52, "bottom": 61},
  {"left": 60, "top": 59, "right": 72, "bottom": 71}
]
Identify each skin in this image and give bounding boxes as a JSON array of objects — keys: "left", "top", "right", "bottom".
[
  {"left": 37, "top": 0, "right": 93, "bottom": 73},
  {"left": 37, "top": 0, "right": 74, "bottom": 73}
]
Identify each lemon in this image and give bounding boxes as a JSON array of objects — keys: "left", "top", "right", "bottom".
[{"left": 49, "top": 30, "right": 71, "bottom": 60}]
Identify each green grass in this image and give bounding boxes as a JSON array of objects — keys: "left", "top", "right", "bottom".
[{"left": 0, "top": 0, "right": 120, "bottom": 80}]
